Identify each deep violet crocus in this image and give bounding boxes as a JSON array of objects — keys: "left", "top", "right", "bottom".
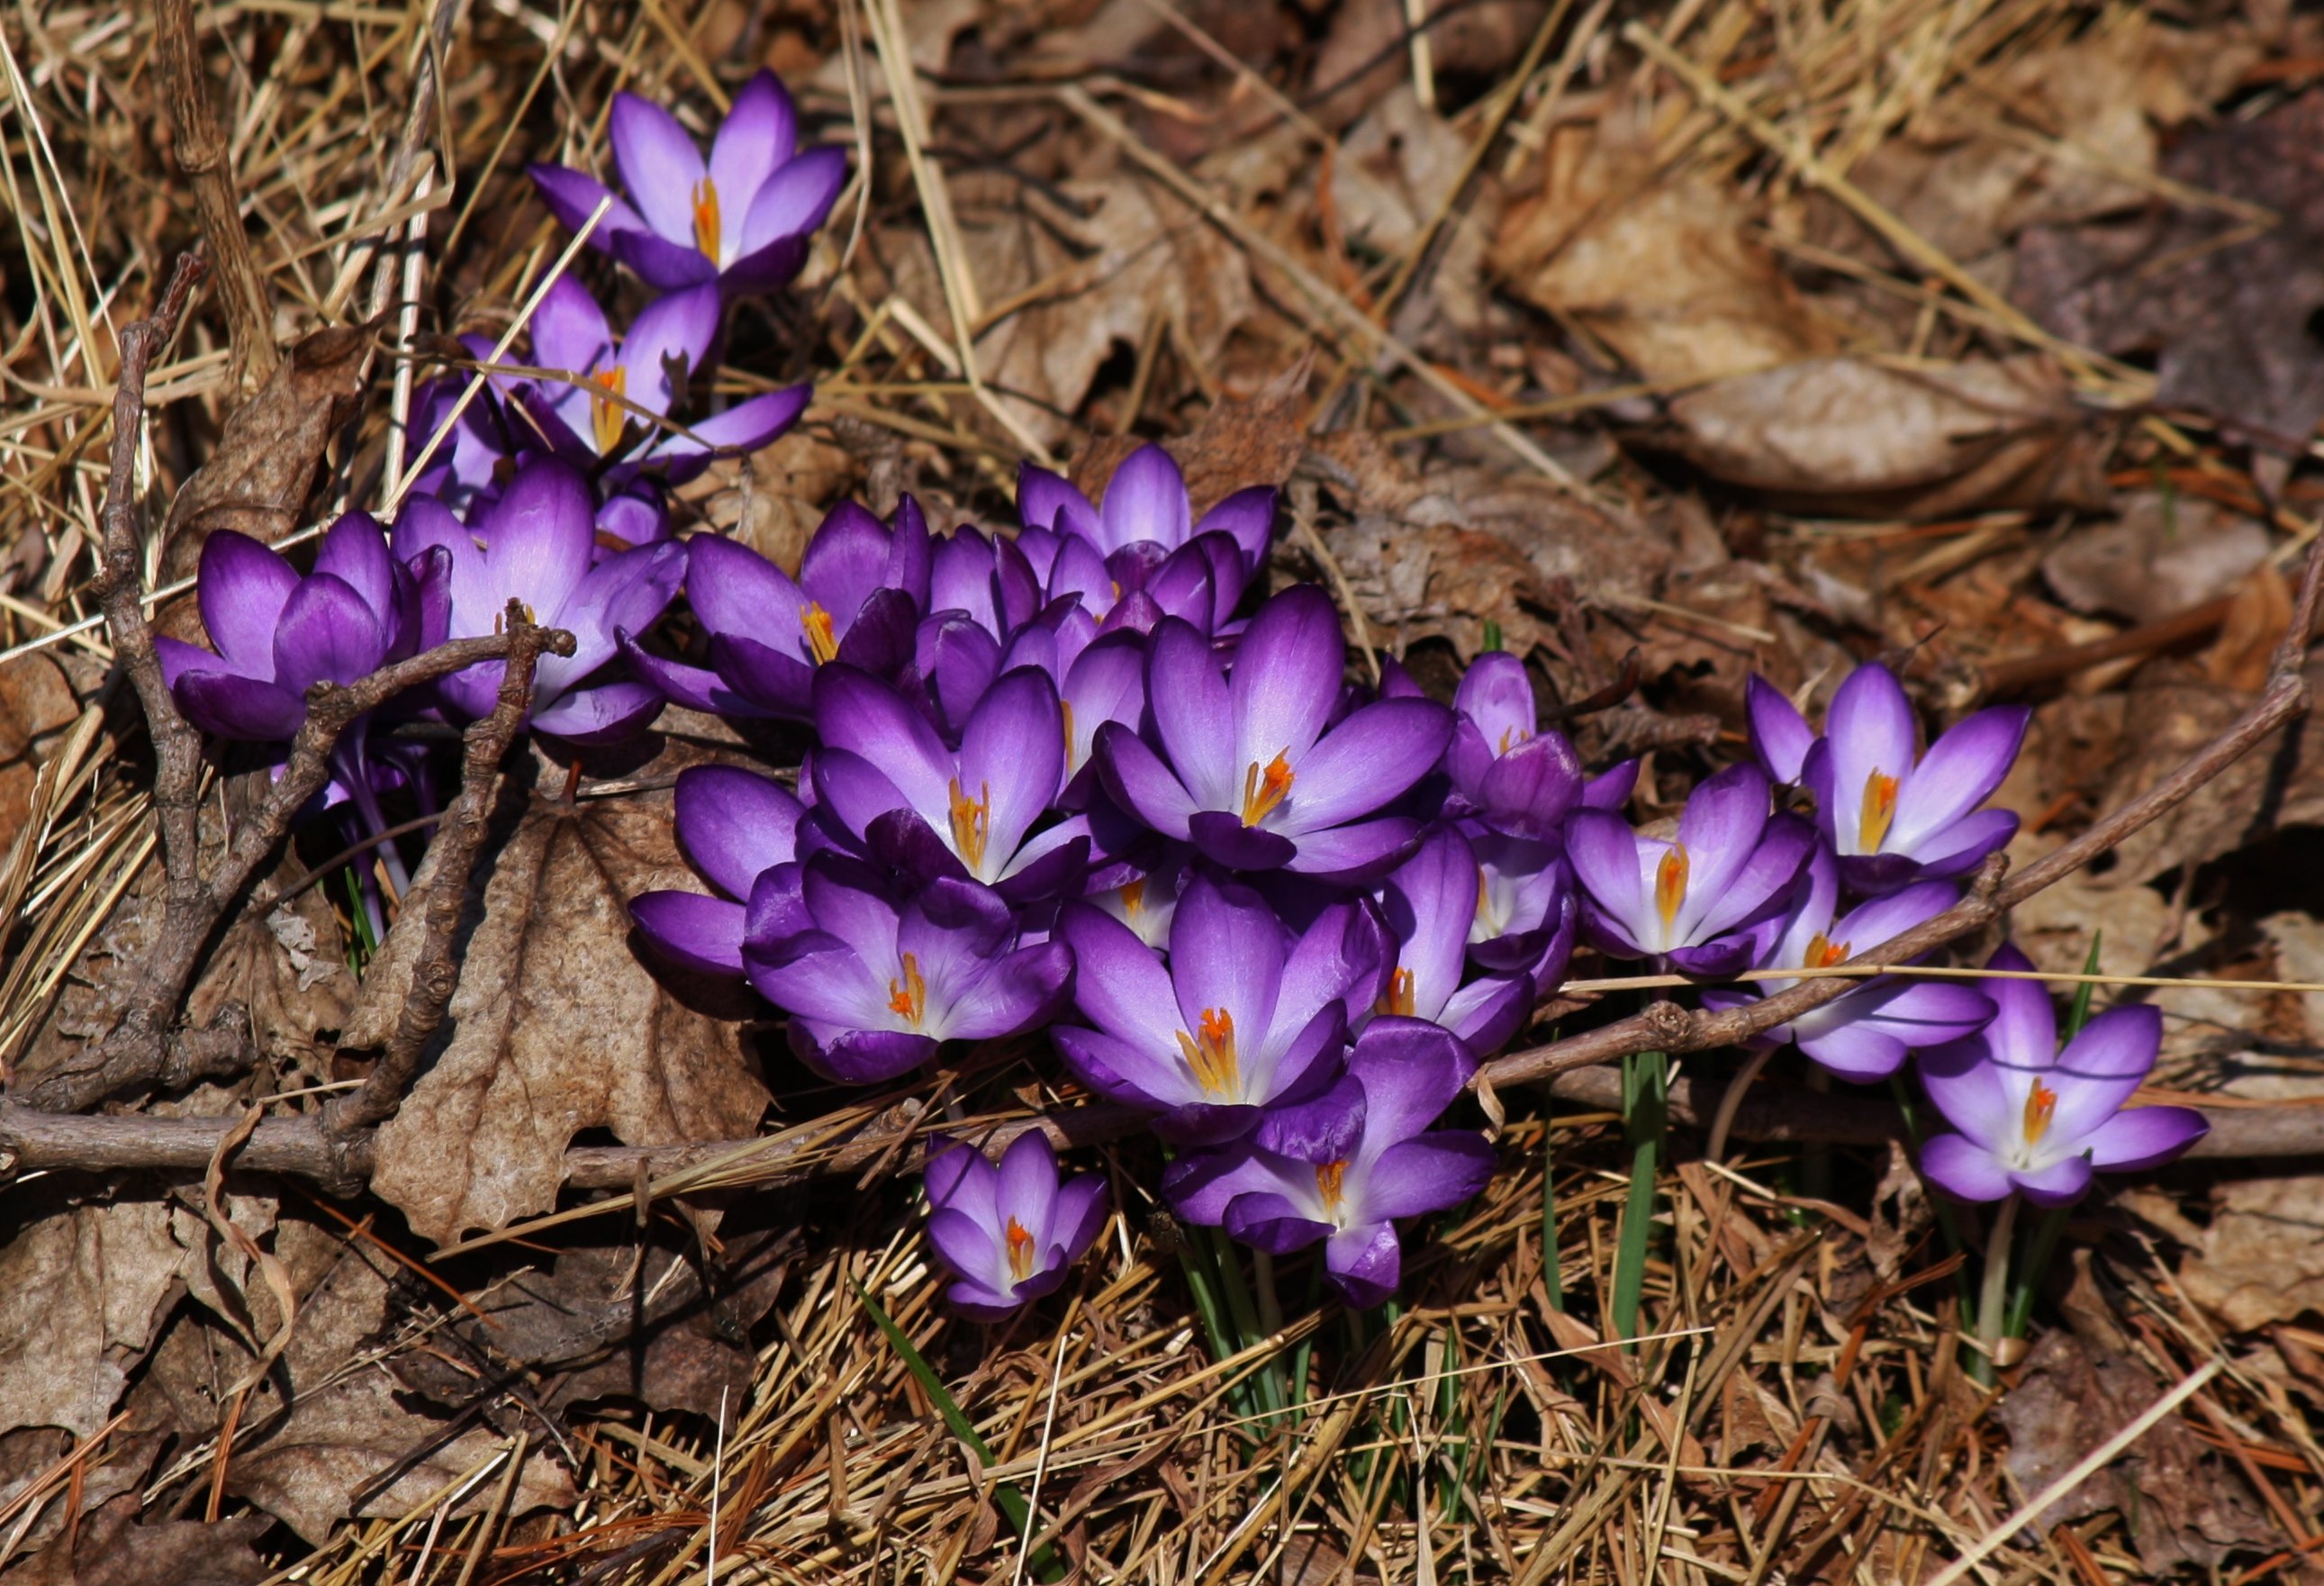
[
  {"left": 1097, "top": 585, "right": 1452, "bottom": 880},
  {"left": 529, "top": 71, "right": 847, "bottom": 295},
  {"left": 621, "top": 499, "right": 927, "bottom": 720},
  {"left": 1914, "top": 944, "right": 2207, "bottom": 1205},
  {"left": 1051, "top": 870, "right": 1381, "bottom": 1143},
  {"left": 1747, "top": 666, "right": 2029, "bottom": 895},
  {"left": 1698, "top": 845, "right": 1994, "bottom": 1080},
  {"left": 923, "top": 1132, "right": 1107, "bottom": 1320},
  {"left": 746, "top": 856, "right": 1072, "bottom": 1083},
  {"left": 391, "top": 456, "right": 684, "bottom": 744},
  {"left": 1445, "top": 652, "right": 1583, "bottom": 840},
  {"left": 1368, "top": 825, "right": 1533, "bottom": 1056},
  {"left": 1565, "top": 763, "right": 1813, "bottom": 976},
  {"left": 1163, "top": 1018, "right": 1496, "bottom": 1308},
  {"left": 520, "top": 276, "right": 808, "bottom": 475},
  {"left": 1017, "top": 443, "right": 1275, "bottom": 587},
  {"left": 809, "top": 663, "right": 1094, "bottom": 901},
  {"left": 628, "top": 765, "right": 804, "bottom": 978}
]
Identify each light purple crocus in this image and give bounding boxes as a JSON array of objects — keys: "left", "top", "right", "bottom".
[
  {"left": 1369, "top": 826, "right": 1533, "bottom": 1056},
  {"left": 529, "top": 71, "right": 847, "bottom": 295},
  {"left": 519, "top": 276, "right": 808, "bottom": 476},
  {"left": 809, "top": 664, "right": 1092, "bottom": 902},
  {"left": 1445, "top": 653, "right": 1582, "bottom": 840},
  {"left": 924, "top": 1132, "right": 1107, "bottom": 1321},
  {"left": 1915, "top": 944, "right": 2206, "bottom": 1204},
  {"left": 391, "top": 456, "right": 684, "bottom": 744},
  {"left": 1017, "top": 444, "right": 1275, "bottom": 586},
  {"left": 1565, "top": 764, "right": 1813, "bottom": 976},
  {"left": 1698, "top": 846, "right": 1994, "bottom": 1080},
  {"left": 1097, "top": 585, "right": 1451, "bottom": 880},
  {"left": 1163, "top": 1018, "right": 1496, "bottom": 1308},
  {"left": 1466, "top": 829, "right": 1578, "bottom": 986},
  {"left": 1051, "top": 871, "right": 1380, "bottom": 1142},
  {"left": 621, "top": 499, "right": 927, "bottom": 720},
  {"left": 628, "top": 765, "right": 804, "bottom": 977},
  {"left": 1747, "top": 666, "right": 2029, "bottom": 895},
  {"left": 745, "top": 857, "right": 1072, "bottom": 1083}
]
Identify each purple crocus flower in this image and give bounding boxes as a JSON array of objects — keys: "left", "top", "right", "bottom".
[
  {"left": 924, "top": 1132, "right": 1107, "bottom": 1321},
  {"left": 1368, "top": 826, "right": 1533, "bottom": 1056},
  {"left": 628, "top": 765, "right": 804, "bottom": 977},
  {"left": 1018, "top": 444, "right": 1275, "bottom": 587},
  {"left": 529, "top": 71, "right": 847, "bottom": 295},
  {"left": 1747, "top": 666, "right": 2029, "bottom": 895},
  {"left": 1915, "top": 944, "right": 2206, "bottom": 1204},
  {"left": 1444, "top": 653, "right": 1582, "bottom": 840},
  {"left": 929, "top": 524, "right": 1042, "bottom": 644},
  {"left": 1163, "top": 1018, "right": 1496, "bottom": 1308},
  {"left": 519, "top": 276, "right": 808, "bottom": 476},
  {"left": 745, "top": 857, "right": 1072, "bottom": 1083},
  {"left": 999, "top": 621, "right": 1147, "bottom": 807},
  {"left": 1051, "top": 871, "right": 1380, "bottom": 1142},
  {"left": 1097, "top": 585, "right": 1452, "bottom": 880},
  {"left": 1698, "top": 846, "right": 1994, "bottom": 1080},
  {"left": 809, "top": 664, "right": 1092, "bottom": 902},
  {"left": 391, "top": 456, "right": 683, "bottom": 744},
  {"left": 1467, "top": 829, "right": 1578, "bottom": 987},
  {"left": 1565, "top": 764, "right": 1813, "bottom": 975},
  {"left": 622, "top": 500, "right": 927, "bottom": 720}
]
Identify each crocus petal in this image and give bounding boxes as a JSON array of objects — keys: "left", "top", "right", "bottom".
[
  {"left": 1825, "top": 664, "right": 1919, "bottom": 854},
  {"left": 1231, "top": 585, "right": 1343, "bottom": 775},
  {"left": 611, "top": 228, "right": 720, "bottom": 290},
  {"left": 619, "top": 636, "right": 747, "bottom": 716},
  {"left": 2044, "top": 1003, "right": 2163, "bottom": 1143},
  {"left": 1057, "top": 902, "right": 1182, "bottom": 1053},
  {"left": 272, "top": 574, "right": 386, "bottom": 690},
  {"left": 737, "top": 146, "right": 847, "bottom": 257},
  {"left": 1279, "top": 817, "right": 1421, "bottom": 883},
  {"left": 476, "top": 457, "right": 596, "bottom": 621},
  {"left": 792, "top": 1024, "right": 938, "bottom": 1084},
  {"left": 1889, "top": 706, "right": 2030, "bottom": 855},
  {"left": 927, "top": 1206, "right": 1000, "bottom": 1285},
  {"left": 529, "top": 163, "right": 650, "bottom": 248},
  {"left": 610, "top": 91, "right": 708, "bottom": 245},
  {"left": 1361, "top": 1133, "right": 1496, "bottom": 1221},
  {"left": 1224, "top": 1195, "right": 1337, "bottom": 1255},
  {"left": 529, "top": 680, "right": 667, "bottom": 745},
  {"left": 313, "top": 512, "right": 398, "bottom": 615},
  {"left": 1163, "top": 1146, "right": 1303, "bottom": 1225},
  {"left": 650, "top": 385, "right": 811, "bottom": 462},
  {"left": 813, "top": 665, "right": 955, "bottom": 830},
  {"left": 674, "top": 765, "right": 803, "bottom": 899},
  {"left": 1324, "top": 1223, "right": 1403, "bottom": 1309},
  {"left": 529, "top": 275, "right": 616, "bottom": 389},
  {"left": 1255, "top": 1075, "right": 1368, "bottom": 1164},
  {"left": 1281, "top": 699, "right": 1453, "bottom": 831},
  {"left": 1689, "top": 813, "right": 1815, "bottom": 941},
  {"left": 944, "top": 942, "right": 1073, "bottom": 1040},
  {"left": 1053, "top": 1023, "right": 1185, "bottom": 1110},
  {"left": 1099, "top": 444, "right": 1192, "bottom": 553},
  {"left": 925, "top": 1136, "right": 999, "bottom": 1220},
  {"left": 1980, "top": 943, "right": 2058, "bottom": 1075},
  {"left": 1439, "top": 974, "right": 1532, "bottom": 1054},
  {"left": 1096, "top": 722, "right": 1198, "bottom": 839},
  {"left": 1147, "top": 618, "right": 1236, "bottom": 809},
  {"left": 1168, "top": 874, "right": 1287, "bottom": 1047},
  {"left": 1049, "top": 1175, "right": 1108, "bottom": 1260},
  {"left": 1746, "top": 675, "right": 1817, "bottom": 784},
  {"left": 746, "top": 929, "right": 891, "bottom": 1028},
  {"left": 1915, "top": 1035, "right": 2015, "bottom": 1147},
  {"left": 1916, "top": 1132, "right": 2013, "bottom": 1201},
  {"left": 1017, "top": 464, "right": 1099, "bottom": 539},
  {"left": 2011, "top": 1154, "right": 2094, "bottom": 1207},
  {"left": 196, "top": 532, "right": 300, "bottom": 670},
  {"left": 1793, "top": 1025, "right": 1910, "bottom": 1081},
  {"left": 173, "top": 671, "right": 307, "bottom": 741},
  {"left": 1668, "top": 765, "right": 1775, "bottom": 937},
  {"left": 629, "top": 891, "right": 746, "bottom": 976},
  {"left": 1194, "top": 485, "right": 1276, "bottom": 575},
  {"left": 1565, "top": 811, "right": 1645, "bottom": 943},
  {"left": 709, "top": 72, "right": 797, "bottom": 237},
  {"left": 619, "top": 284, "right": 721, "bottom": 415},
  {"left": 956, "top": 668, "right": 1067, "bottom": 868},
  {"left": 688, "top": 535, "right": 809, "bottom": 651},
  {"left": 995, "top": 1130, "right": 1062, "bottom": 1247},
  {"left": 1895, "top": 808, "right": 2019, "bottom": 882},
  {"left": 2083, "top": 1104, "right": 2208, "bottom": 1171},
  {"left": 1346, "top": 1016, "right": 1474, "bottom": 1149},
  {"left": 1189, "top": 811, "right": 1301, "bottom": 872}
]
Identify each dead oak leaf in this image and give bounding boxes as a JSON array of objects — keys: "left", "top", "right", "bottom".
[
  {"left": 348, "top": 788, "right": 769, "bottom": 1245},
  {"left": 0, "top": 1188, "right": 183, "bottom": 1439},
  {"left": 14, "top": 1495, "right": 269, "bottom": 1586}
]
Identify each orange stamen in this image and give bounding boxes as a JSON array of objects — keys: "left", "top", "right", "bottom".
[
  {"left": 1175, "top": 1007, "right": 1240, "bottom": 1097},
  {"left": 1061, "top": 698, "right": 1078, "bottom": 766},
  {"left": 800, "top": 602, "right": 839, "bottom": 666},
  {"left": 589, "top": 365, "right": 628, "bottom": 456},
  {"left": 1316, "top": 1159, "right": 1348, "bottom": 1211},
  {"left": 1654, "top": 845, "right": 1690, "bottom": 935},
  {"left": 1859, "top": 769, "right": 1899, "bottom": 853},
  {"left": 1005, "top": 1217, "right": 1038, "bottom": 1283},
  {"left": 948, "top": 777, "right": 990, "bottom": 873},
  {"left": 1240, "top": 750, "right": 1295, "bottom": 827},
  {"left": 692, "top": 176, "right": 722, "bottom": 260},
  {"left": 1376, "top": 965, "right": 1416, "bottom": 1018},
  {"left": 1804, "top": 932, "right": 1851, "bottom": 969},
  {"left": 2022, "top": 1080, "right": 2057, "bottom": 1144},
  {"left": 887, "top": 951, "right": 926, "bottom": 1026},
  {"left": 1498, "top": 724, "right": 1529, "bottom": 755},
  {"left": 1118, "top": 878, "right": 1146, "bottom": 919}
]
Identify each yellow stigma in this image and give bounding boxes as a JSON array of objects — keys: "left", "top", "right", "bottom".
[
  {"left": 589, "top": 365, "right": 628, "bottom": 456},
  {"left": 1805, "top": 932, "right": 1850, "bottom": 969},
  {"left": 800, "top": 601, "right": 839, "bottom": 666},
  {"left": 1377, "top": 965, "right": 1416, "bottom": 1018},
  {"left": 1654, "top": 845, "right": 1690, "bottom": 934},
  {"left": 948, "top": 777, "right": 991, "bottom": 873},
  {"left": 1241, "top": 750, "right": 1295, "bottom": 828},
  {"left": 1859, "top": 769, "right": 1899, "bottom": 854},
  {"left": 1118, "top": 878, "right": 1146, "bottom": 919},
  {"left": 1005, "top": 1217, "right": 1037, "bottom": 1283},
  {"left": 1498, "top": 724, "right": 1530, "bottom": 755},
  {"left": 692, "top": 176, "right": 722, "bottom": 260},
  {"left": 887, "top": 951, "right": 927, "bottom": 1027},
  {"left": 2022, "top": 1080, "right": 2057, "bottom": 1145},
  {"left": 1316, "top": 1159, "right": 1348, "bottom": 1211},
  {"left": 1174, "top": 1007, "right": 1240, "bottom": 1098},
  {"left": 1061, "top": 698, "right": 1078, "bottom": 766}
]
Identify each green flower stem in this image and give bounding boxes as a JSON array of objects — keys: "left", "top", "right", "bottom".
[
  {"left": 1975, "top": 1194, "right": 2019, "bottom": 1386},
  {"left": 1612, "top": 1048, "right": 1668, "bottom": 1346}
]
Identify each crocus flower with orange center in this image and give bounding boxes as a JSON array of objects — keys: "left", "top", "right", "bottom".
[{"left": 923, "top": 1132, "right": 1107, "bottom": 1322}]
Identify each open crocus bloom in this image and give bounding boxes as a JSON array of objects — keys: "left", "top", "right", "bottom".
[
  {"left": 746, "top": 858, "right": 1072, "bottom": 1083},
  {"left": 520, "top": 276, "right": 808, "bottom": 475},
  {"left": 1914, "top": 944, "right": 2206, "bottom": 1204},
  {"left": 1751, "top": 665, "right": 2029, "bottom": 895},
  {"left": 1052, "top": 871, "right": 1380, "bottom": 1142},
  {"left": 529, "top": 72, "right": 847, "bottom": 295},
  {"left": 391, "top": 456, "right": 683, "bottom": 744},
  {"left": 1444, "top": 653, "right": 1583, "bottom": 840},
  {"left": 1017, "top": 444, "right": 1275, "bottom": 587},
  {"left": 622, "top": 500, "right": 926, "bottom": 720},
  {"left": 1699, "top": 846, "right": 1994, "bottom": 1080},
  {"left": 628, "top": 765, "right": 804, "bottom": 978},
  {"left": 924, "top": 1132, "right": 1107, "bottom": 1320},
  {"left": 809, "top": 664, "right": 1093, "bottom": 902},
  {"left": 1366, "top": 825, "right": 1533, "bottom": 1056},
  {"left": 1097, "top": 585, "right": 1451, "bottom": 880},
  {"left": 1163, "top": 1018, "right": 1496, "bottom": 1308},
  {"left": 1566, "top": 764, "right": 1814, "bottom": 975}
]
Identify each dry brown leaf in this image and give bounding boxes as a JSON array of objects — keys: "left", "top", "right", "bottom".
[
  {"left": 1658, "top": 355, "right": 2111, "bottom": 520},
  {"left": 2175, "top": 1176, "right": 2324, "bottom": 1331},
  {"left": 14, "top": 1495, "right": 269, "bottom": 1586},
  {"left": 1071, "top": 360, "right": 1314, "bottom": 515},
  {"left": 0, "top": 651, "right": 77, "bottom": 839},
  {"left": 1308, "top": 0, "right": 1549, "bottom": 136},
  {"left": 2041, "top": 492, "right": 2271, "bottom": 625},
  {"left": 671, "top": 426, "right": 859, "bottom": 576},
  {"left": 0, "top": 1189, "right": 183, "bottom": 1438},
  {"left": 348, "top": 784, "right": 769, "bottom": 1244},
  {"left": 1332, "top": 86, "right": 1497, "bottom": 333}
]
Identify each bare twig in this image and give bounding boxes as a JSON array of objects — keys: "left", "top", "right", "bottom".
[{"left": 151, "top": 0, "right": 277, "bottom": 394}]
